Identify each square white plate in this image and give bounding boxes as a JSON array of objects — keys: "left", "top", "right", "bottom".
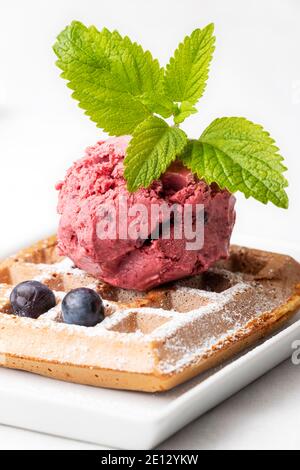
[{"left": 0, "top": 235, "right": 299, "bottom": 449}]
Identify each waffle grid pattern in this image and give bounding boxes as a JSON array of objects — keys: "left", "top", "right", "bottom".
[{"left": 0, "top": 236, "right": 300, "bottom": 391}]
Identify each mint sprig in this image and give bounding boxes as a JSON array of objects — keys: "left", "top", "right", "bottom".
[{"left": 54, "top": 21, "right": 289, "bottom": 208}]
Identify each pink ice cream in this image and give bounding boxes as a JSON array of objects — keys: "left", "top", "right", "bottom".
[{"left": 56, "top": 136, "right": 236, "bottom": 290}]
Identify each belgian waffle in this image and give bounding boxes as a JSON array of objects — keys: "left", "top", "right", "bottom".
[{"left": 0, "top": 235, "right": 300, "bottom": 392}]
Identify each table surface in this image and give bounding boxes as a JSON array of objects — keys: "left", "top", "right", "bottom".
[{"left": 0, "top": 0, "right": 300, "bottom": 450}]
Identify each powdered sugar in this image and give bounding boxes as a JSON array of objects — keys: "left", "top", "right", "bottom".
[{"left": 35, "top": 257, "right": 86, "bottom": 277}]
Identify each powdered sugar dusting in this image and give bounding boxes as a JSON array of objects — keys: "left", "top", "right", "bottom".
[{"left": 35, "top": 257, "right": 86, "bottom": 277}]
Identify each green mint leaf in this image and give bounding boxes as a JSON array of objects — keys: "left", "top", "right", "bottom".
[
  {"left": 53, "top": 21, "right": 171, "bottom": 135},
  {"left": 124, "top": 116, "right": 187, "bottom": 192},
  {"left": 180, "top": 117, "right": 288, "bottom": 208},
  {"left": 165, "top": 24, "right": 215, "bottom": 106},
  {"left": 140, "top": 93, "right": 177, "bottom": 119},
  {"left": 174, "top": 101, "right": 198, "bottom": 124}
]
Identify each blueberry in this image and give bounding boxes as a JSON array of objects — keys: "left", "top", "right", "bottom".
[
  {"left": 62, "top": 288, "right": 104, "bottom": 327},
  {"left": 10, "top": 280, "right": 56, "bottom": 319}
]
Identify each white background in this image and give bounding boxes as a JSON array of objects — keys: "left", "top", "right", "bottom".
[{"left": 0, "top": 0, "right": 300, "bottom": 450}]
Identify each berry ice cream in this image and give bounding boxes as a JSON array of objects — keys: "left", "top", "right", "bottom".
[{"left": 56, "top": 136, "right": 236, "bottom": 290}]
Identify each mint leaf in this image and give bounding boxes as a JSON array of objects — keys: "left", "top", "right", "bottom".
[
  {"left": 124, "top": 116, "right": 187, "bottom": 192},
  {"left": 140, "top": 93, "right": 177, "bottom": 119},
  {"left": 165, "top": 24, "right": 215, "bottom": 108},
  {"left": 53, "top": 21, "right": 172, "bottom": 135},
  {"left": 180, "top": 117, "right": 288, "bottom": 208},
  {"left": 174, "top": 101, "right": 197, "bottom": 124}
]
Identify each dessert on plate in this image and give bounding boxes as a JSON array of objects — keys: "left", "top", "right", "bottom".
[{"left": 0, "top": 22, "right": 299, "bottom": 392}]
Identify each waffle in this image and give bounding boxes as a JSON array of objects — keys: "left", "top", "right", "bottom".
[{"left": 0, "top": 236, "right": 300, "bottom": 392}]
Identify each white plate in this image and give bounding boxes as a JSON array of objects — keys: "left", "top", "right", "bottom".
[{"left": 0, "top": 235, "right": 299, "bottom": 450}]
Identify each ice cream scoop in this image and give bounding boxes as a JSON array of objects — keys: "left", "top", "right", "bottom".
[{"left": 56, "top": 136, "right": 236, "bottom": 290}]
